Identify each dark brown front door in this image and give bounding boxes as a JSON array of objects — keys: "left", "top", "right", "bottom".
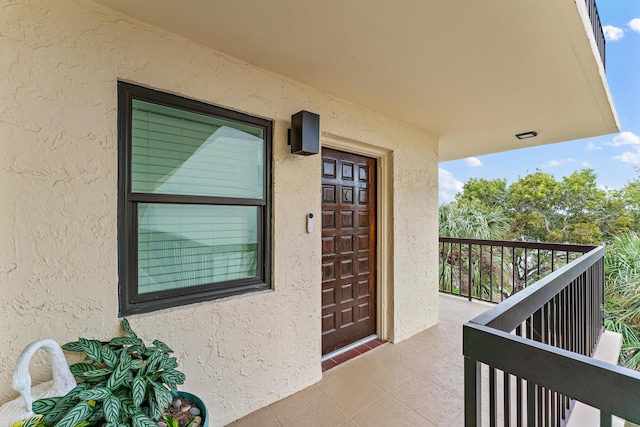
[{"left": 321, "top": 148, "right": 376, "bottom": 355}]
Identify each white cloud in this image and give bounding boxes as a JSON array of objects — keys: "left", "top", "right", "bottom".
[
  {"left": 438, "top": 168, "right": 463, "bottom": 204},
  {"left": 611, "top": 133, "right": 640, "bottom": 164},
  {"left": 603, "top": 25, "right": 625, "bottom": 41},
  {"left": 464, "top": 157, "right": 483, "bottom": 167},
  {"left": 614, "top": 150, "right": 640, "bottom": 164},
  {"left": 605, "top": 131, "right": 640, "bottom": 147},
  {"left": 542, "top": 158, "right": 578, "bottom": 168},
  {"left": 629, "top": 18, "right": 640, "bottom": 33},
  {"left": 586, "top": 142, "right": 602, "bottom": 150},
  {"left": 582, "top": 162, "right": 591, "bottom": 167}
]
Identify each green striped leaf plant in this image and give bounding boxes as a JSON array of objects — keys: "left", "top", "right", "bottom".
[{"left": 29, "top": 319, "right": 186, "bottom": 426}]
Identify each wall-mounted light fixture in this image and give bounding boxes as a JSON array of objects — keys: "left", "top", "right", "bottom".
[
  {"left": 288, "top": 110, "right": 320, "bottom": 155},
  {"left": 515, "top": 131, "right": 538, "bottom": 140}
]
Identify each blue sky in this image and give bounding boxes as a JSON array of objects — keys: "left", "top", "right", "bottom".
[{"left": 439, "top": 0, "right": 640, "bottom": 204}]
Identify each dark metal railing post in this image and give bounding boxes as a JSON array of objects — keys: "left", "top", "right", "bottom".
[
  {"left": 512, "top": 246, "right": 516, "bottom": 298},
  {"left": 439, "top": 240, "right": 444, "bottom": 292},
  {"left": 503, "top": 370, "right": 511, "bottom": 425},
  {"left": 459, "top": 242, "right": 463, "bottom": 297},
  {"left": 524, "top": 247, "right": 528, "bottom": 288},
  {"left": 489, "top": 367, "right": 497, "bottom": 425},
  {"left": 500, "top": 246, "right": 505, "bottom": 302},
  {"left": 527, "top": 382, "right": 537, "bottom": 426},
  {"left": 532, "top": 307, "right": 544, "bottom": 423},
  {"left": 450, "top": 242, "right": 455, "bottom": 295},
  {"left": 468, "top": 243, "right": 473, "bottom": 301},
  {"left": 464, "top": 357, "right": 482, "bottom": 426},
  {"left": 490, "top": 246, "right": 494, "bottom": 302},
  {"left": 479, "top": 245, "right": 484, "bottom": 300},
  {"left": 516, "top": 325, "right": 523, "bottom": 426}
]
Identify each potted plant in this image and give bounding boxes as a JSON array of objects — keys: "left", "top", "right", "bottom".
[{"left": 13, "top": 319, "right": 207, "bottom": 427}]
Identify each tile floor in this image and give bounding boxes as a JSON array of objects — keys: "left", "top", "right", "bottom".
[{"left": 228, "top": 294, "right": 493, "bottom": 427}]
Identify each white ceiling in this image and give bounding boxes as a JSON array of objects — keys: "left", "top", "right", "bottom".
[{"left": 90, "top": 0, "right": 619, "bottom": 161}]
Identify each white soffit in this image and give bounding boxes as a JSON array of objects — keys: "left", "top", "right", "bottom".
[{"left": 89, "top": 0, "right": 619, "bottom": 161}]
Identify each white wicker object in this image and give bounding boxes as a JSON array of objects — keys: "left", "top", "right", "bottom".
[{"left": 0, "top": 339, "right": 76, "bottom": 426}]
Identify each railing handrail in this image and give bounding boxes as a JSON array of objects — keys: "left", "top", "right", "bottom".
[
  {"left": 439, "top": 236, "right": 595, "bottom": 253},
  {"left": 462, "top": 245, "right": 620, "bottom": 425},
  {"left": 468, "top": 246, "right": 604, "bottom": 331},
  {"left": 464, "top": 322, "right": 640, "bottom": 424},
  {"left": 585, "top": 0, "right": 606, "bottom": 67},
  {"left": 439, "top": 237, "right": 597, "bottom": 304}
]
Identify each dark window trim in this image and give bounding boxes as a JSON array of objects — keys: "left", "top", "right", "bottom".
[
  {"left": 117, "top": 81, "right": 272, "bottom": 316},
  {"left": 128, "top": 193, "right": 266, "bottom": 206}
]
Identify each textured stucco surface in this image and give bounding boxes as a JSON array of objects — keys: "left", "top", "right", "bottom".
[{"left": 0, "top": 0, "right": 439, "bottom": 425}]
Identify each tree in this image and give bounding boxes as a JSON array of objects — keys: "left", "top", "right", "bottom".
[
  {"left": 620, "top": 169, "right": 640, "bottom": 232},
  {"left": 455, "top": 178, "right": 508, "bottom": 211},
  {"left": 555, "top": 170, "right": 604, "bottom": 244},
  {"left": 448, "top": 168, "right": 640, "bottom": 244},
  {"left": 439, "top": 201, "right": 509, "bottom": 239},
  {"left": 595, "top": 188, "right": 633, "bottom": 242},
  {"left": 507, "top": 170, "right": 561, "bottom": 241},
  {"left": 505, "top": 169, "right": 606, "bottom": 244}
]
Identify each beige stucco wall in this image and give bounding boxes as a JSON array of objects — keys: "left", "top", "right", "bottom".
[{"left": 0, "top": 0, "right": 439, "bottom": 425}]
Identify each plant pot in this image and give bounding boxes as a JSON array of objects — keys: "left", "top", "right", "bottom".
[{"left": 171, "top": 391, "right": 208, "bottom": 427}]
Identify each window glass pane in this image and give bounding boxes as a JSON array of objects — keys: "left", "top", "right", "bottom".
[
  {"left": 131, "top": 100, "right": 264, "bottom": 199},
  {"left": 137, "top": 203, "right": 258, "bottom": 294}
]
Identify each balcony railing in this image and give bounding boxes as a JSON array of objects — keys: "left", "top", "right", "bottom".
[
  {"left": 462, "top": 245, "right": 640, "bottom": 426},
  {"left": 586, "top": 0, "right": 606, "bottom": 67},
  {"left": 439, "top": 237, "right": 595, "bottom": 304}
]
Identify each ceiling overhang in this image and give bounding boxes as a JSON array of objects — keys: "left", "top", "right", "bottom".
[{"left": 90, "top": 0, "right": 619, "bottom": 161}]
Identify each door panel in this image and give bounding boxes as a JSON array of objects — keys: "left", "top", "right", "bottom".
[{"left": 321, "top": 148, "right": 376, "bottom": 355}]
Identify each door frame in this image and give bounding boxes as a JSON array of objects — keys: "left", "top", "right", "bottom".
[{"left": 322, "top": 133, "right": 393, "bottom": 342}]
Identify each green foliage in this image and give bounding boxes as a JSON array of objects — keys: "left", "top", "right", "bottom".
[
  {"left": 32, "top": 319, "right": 186, "bottom": 426},
  {"left": 556, "top": 170, "right": 606, "bottom": 244},
  {"left": 598, "top": 189, "right": 634, "bottom": 241},
  {"left": 10, "top": 415, "right": 46, "bottom": 427},
  {"left": 438, "top": 201, "right": 509, "bottom": 240},
  {"left": 163, "top": 416, "right": 181, "bottom": 427},
  {"left": 456, "top": 177, "right": 508, "bottom": 209},
  {"left": 163, "top": 415, "right": 196, "bottom": 427},
  {"left": 505, "top": 169, "right": 606, "bottom": 244},
  {"left": 558, "top": 169, "right": 604, "bottom": 216},
  {"left": 604, "top": 233, "right": 640, "bottom": 370},
  {"left": 508, "top": 170, "right": 560, "bottom": 216},
  {"left": 449, "top": 168, "right": 636, "bottom": 245}
]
